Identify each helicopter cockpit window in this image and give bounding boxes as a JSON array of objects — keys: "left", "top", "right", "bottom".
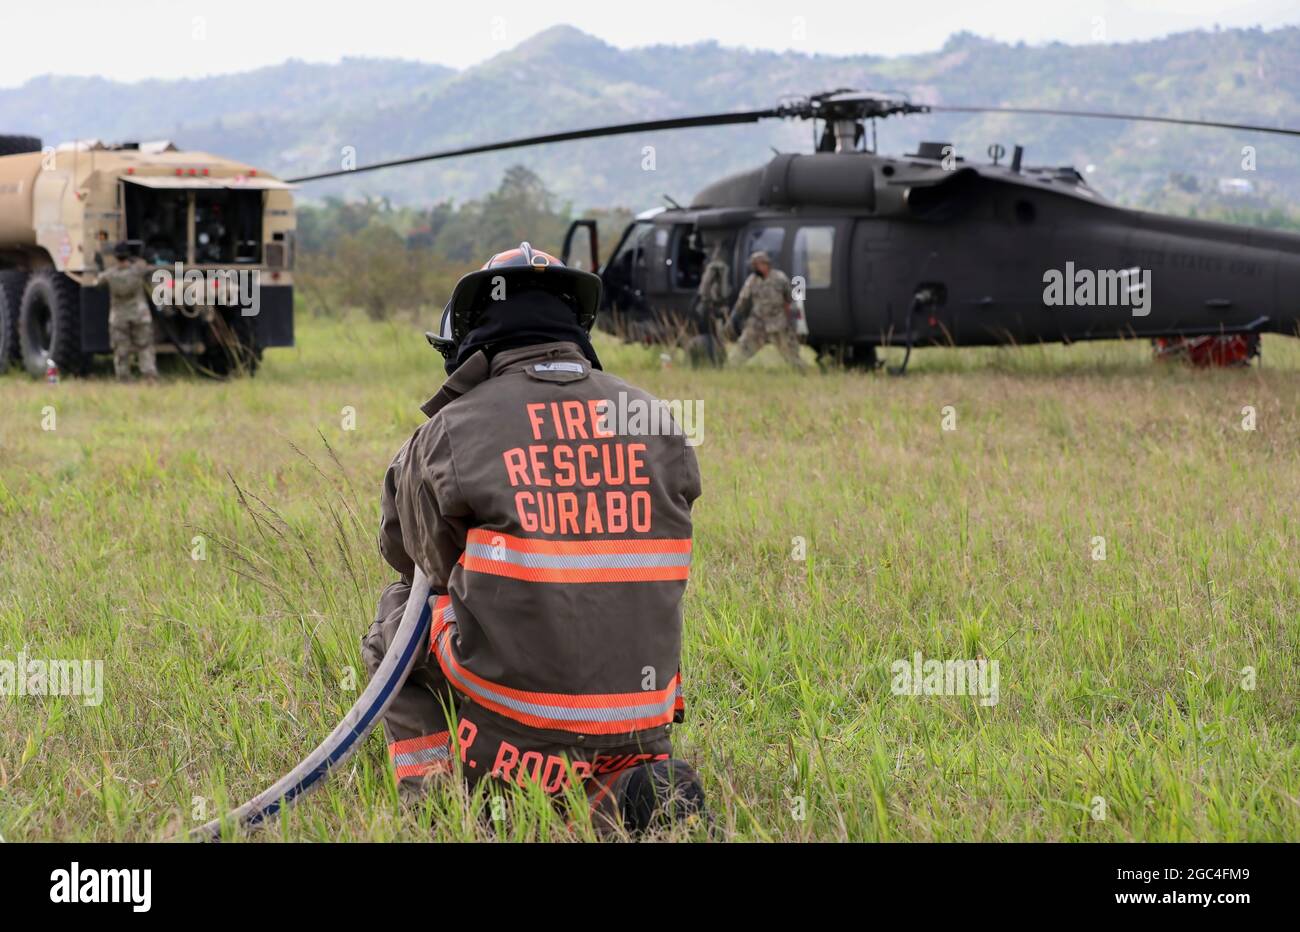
[
  {"left": 744, "top": 226, "right": 786, "bottom": 265},
  {"left": 792, "top": 226, "right": 835, "bottom": 289},
  {"left": 605, "top": 221, "right": 655, "bottom": 309},
  {"left": 605, "top": 222, "right": 650, "bottom": 279}
]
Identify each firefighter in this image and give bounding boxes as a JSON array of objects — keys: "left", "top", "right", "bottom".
[
  {"left": 96, "top": 242, "right": 158, "bottom": 382},
  {"left": 363, "top": 242, "right": 706, "bottom": 836},
  {"left": 729, "top": 249, "right": 805, "bottom": 368}
]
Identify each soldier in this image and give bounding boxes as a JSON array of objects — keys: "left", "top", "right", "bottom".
[
  {"left": 96, "top": 242, "right": 158, "bottom": 382},
  {"left": 689, "top": 242, "right": 730, "bottom": 366},
  {"left": 729, "top": 249, "right": 805, "bottom": 368},
  {"left": 697, "top": 243, "right": 730, "bottom": 328},
  {"left": 363, "top": 242, "right": 707, "bottom": 836}
]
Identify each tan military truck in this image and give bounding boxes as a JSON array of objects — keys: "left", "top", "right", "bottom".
[{"left": 0, "top": 135, "right": 296, "bottom": 377}]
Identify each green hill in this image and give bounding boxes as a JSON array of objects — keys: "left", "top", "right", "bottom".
[{"left": 4, "top": 24, "right": 1298, "bottom": 214}]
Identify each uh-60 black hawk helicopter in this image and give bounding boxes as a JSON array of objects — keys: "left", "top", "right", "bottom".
[{"left": 292, "top": 89, "right": 1300, "bottom": 371}]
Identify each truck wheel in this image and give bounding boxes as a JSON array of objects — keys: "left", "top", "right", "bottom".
[
  {"left": 0, "top": 270, "right": 25, "bottom": 373},
  {"left": 0, "top": 135, "right": 42, "bottom": 156},
  {"left": 18, "top": 271, "right": 84, "bottom": 377}
]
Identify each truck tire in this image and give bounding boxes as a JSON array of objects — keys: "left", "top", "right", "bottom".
[
  {"left": 0, "top": 270, "right": 25, "bottom": 373},
  {"left": 0, "top": 135, "right": 42, "bottom": 156},
  {"left": 18, "top": 271, "right": 85, "bottom": 377}
]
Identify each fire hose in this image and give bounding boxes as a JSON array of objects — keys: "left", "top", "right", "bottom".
[
  {"left": 191, "top": 568, "right": 434, "bottom": 841},
  {"left": 154, "top": 305, "right": 258, "bottom": 380}
]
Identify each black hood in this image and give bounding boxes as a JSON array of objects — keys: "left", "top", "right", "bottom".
[{"left": 445, "top": 290, "right": 602, "bottom": 375}]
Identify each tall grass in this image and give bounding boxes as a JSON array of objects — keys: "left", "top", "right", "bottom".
[{"left": 1, "top": 318, "right": 1297, "bottom": 840}]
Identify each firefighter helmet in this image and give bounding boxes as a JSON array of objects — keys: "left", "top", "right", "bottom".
[{"left": 427, "top": 241, "right": 602, "bottom": 359}]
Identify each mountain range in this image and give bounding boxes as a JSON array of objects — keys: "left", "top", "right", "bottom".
[{"left": 3, "top": 24, "right": 1299, "bottom": 213}]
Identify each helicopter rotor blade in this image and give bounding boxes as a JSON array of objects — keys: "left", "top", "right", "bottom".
[
  {"left": 286, "top": 92, "right": 1300, "bottom": 184},
  {"left": 927, "top": 104, "right": 1300, "bottom": 138},
  {"left": 287, "top": 108, "right": 781, "bottom": 183}
]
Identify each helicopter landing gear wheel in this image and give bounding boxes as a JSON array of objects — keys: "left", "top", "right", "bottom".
[
  {"left": 686, "top": 332, "right": 726, "bottom": 368},
  {"left": 815, "top": 342, "right": 877, "bottom": 371}
]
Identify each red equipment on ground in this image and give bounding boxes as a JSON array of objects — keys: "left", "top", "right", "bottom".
[{"left": 1153, "top": 334, "right": 1260, "bottom": 367}]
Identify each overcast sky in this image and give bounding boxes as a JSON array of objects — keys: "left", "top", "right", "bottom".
[{"left": 5, "top": 0, "right": 1298, "bottom": 87}]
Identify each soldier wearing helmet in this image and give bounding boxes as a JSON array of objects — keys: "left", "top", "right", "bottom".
[
  {"left": 728, "top": 249, "right": 804, "bottom": 368},
  {"left": 364, "top": 242, "right": 707, "bottom": 835}
]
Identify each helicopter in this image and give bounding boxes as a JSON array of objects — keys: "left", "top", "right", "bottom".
[{"left": 291, "top": 90, "right": 1300, "bottom": 370}]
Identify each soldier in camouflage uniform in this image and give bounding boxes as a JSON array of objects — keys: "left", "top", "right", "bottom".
[
  {"left": 97, "top": 242, "right": 157, "bottom": 382},
  {"left": 729, "top": 250, "right": 804, "bottom": 368},
  {"left": 696, "top": 244, "right": 730, "bottom": 329},
  {"left": 687, "top": 243, "right": 730, "bottom": 367}
]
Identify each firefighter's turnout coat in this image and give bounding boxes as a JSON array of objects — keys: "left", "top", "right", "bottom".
[{"left": 363, "top": 341, "right": 701, "bottom": 803}]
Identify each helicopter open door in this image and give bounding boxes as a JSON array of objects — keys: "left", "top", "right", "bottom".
[
  {"left": 561, "top": 219, "right": 600, "bottom": 272},
  {"left": 598, "top": 220, "right": 656, "bottom": 319},
  {"left": 739, "top": 219, "right": 853, "bottom": 342}
]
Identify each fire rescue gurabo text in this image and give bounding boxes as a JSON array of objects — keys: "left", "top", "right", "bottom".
[{"left": 503, "top": 401, "right": 654, "bottom": 535}]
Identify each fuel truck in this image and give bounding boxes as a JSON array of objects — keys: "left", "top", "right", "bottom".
[{"left": 0, "top": 135, "right": 296, "bottom": 377}]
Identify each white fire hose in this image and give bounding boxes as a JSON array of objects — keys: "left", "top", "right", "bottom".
[{"left": 192, "top": 568, "right": 434, "bottom": 841}]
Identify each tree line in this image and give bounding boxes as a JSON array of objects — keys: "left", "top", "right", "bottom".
[{"left": 295, "top": 166, "right": 632, "bottom": 320}]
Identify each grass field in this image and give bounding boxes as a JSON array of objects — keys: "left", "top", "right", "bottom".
[{"left": 2, "top": 316, "right": 1298, "bottom": 841}]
